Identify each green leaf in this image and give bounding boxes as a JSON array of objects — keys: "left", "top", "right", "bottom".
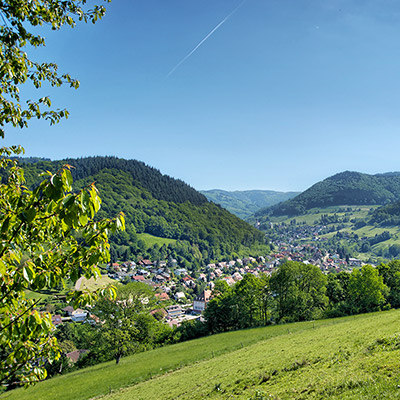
[
  {"left": 79, "top": 213, "right": 88, "bottom": 226},
  {"left": 23, "top": 264, "right": 36, "bottom": 282},
  {"left": 81, "top": 190, "right": 90, "bottom": 211},
  {"left": 24, "top": 208, "right": 37, "bottom": 223},
  {"left": 62, "top": 194, "right": 75, "bottom": 208}
]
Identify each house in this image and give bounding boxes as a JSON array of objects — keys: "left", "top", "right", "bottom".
[
  {"left": 51, "top": 314, "right": 63, "bottom": 326},
  {"left": 166, "top": 305, "right": 183, "bottom": 319},
  {"left": 174, "top": 268, "right": 187, "bottom": 276},
  {"left": 232, "top": 272, "right": 243, "bottom": 281},
  {"left": 161, "top": 272, "right": 171, "bottom": 281},
  {"left": 155, "top": 292, "right": 170, "bottom": 301},
  {"left": 349, "top": 258, "right": 362, "bottom": 267},
  {"left": 181, "top": 276, "right": 196, "bottom": 288},
  {"left": 139, "top": 259, "right": 153, "bottom": 268},
  {"left": 222, "top": 276, "right": 235, "bottom": 286},
  {"left": 132, "top": 275, "right": 145, "bottom": 281},
  {"left": 193, "top": 290, "right": 212, "bottom": 314},
  {"left": 62, "top": 306, "right": 74, "bottom": 316},
  {"left": 71, "top": 308, "right": 88, "bottom": 322},
  {"left": 214, "top": 268, "right": 223, "bottom": 277},
  {"left": 153, "top": 274, "right": 166, "bottom": 283},
  {"left": 66, "top": 349, "right": 88, "bottom": 364},
  {"left": 87, "top": 313, "right": 101, "bottom": 325},
  {"left": 174, "top": 291, "right": 186, "bottom": 301}
]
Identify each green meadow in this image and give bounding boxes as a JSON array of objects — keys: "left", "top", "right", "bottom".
[
  {"left": 136, "top": 233, "right": 177, "bottom": 248},
  {"left": 270, "top": 205, "right": 377, "bottom": 226},
  {"left": 4, "top": 310, "right": 400, "bottom": 400},
  {"left": 100, "top": 310, "right": 400, "bottom": 400}
]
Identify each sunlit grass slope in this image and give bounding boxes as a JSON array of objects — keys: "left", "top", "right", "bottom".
[
  {"left": 4, "top": 311, "right": 400, "bottom": 400},
  {"left": 3, "top": 318, "right": 346, "bottom": 400},
  {"left": 100, "top": 310, "right": 400, "bottom": 400}
]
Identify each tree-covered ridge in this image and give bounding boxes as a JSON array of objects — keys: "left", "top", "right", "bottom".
[
  {"left": 20, "top": 157, "right": 267, "bottom": 265},
  {"left": 257, "top": 171, "right": 400, "bottom": 217},
  {"left": 201, "top": 189, "right": 299, "bottom": 219},
  {"left": 22, "top": 156, "right": 207, "bottom": 206}
]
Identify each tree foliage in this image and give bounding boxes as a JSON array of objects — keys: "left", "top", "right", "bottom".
[
  {"left": 0, "top": 0, "right": 111, "bottom": 138},
  {"left": 270, "top": 261, "right": 328, "bottom": 322},
  {"left": 87, "top": 282, "right": 169, "bottom": 364},
  {"left": 0, "top": 147, "right": 124, "bottom": 386},
  {"left": 348, "top": 265, "right": 388, "bottom": 313}
]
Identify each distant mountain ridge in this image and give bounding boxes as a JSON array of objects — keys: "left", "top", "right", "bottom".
[
  {"left": 201, "top": 189, "right": 299, "bottom": 219},
  {"left": 256, "top": 171, "right": 400, "bottom": 217}
]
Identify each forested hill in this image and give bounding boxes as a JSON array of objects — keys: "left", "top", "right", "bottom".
[
  {"left": 22, "top": 156, "right": 207, "bottom": 206},
  {"left": 19, "top": 157, "right": 267, "bottom": 267},
  {"left": 200, "top": 189, "right": 299, "bottom": 219},
  {"left": 256, "top": 171, "right": 400, "bottom": 217}
]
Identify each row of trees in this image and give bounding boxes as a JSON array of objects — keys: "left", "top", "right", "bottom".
[{"left": 204, "top": 261, "right": 395, "bottom": 334}]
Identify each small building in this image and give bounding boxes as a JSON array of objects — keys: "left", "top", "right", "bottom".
[
  {"left": 62, "top": 306, "right": 74, "bottom": 316},
  {"left": 349, "top": 258, "right": 362, "bottom": 267},
  {"left": 155, "top": 292, "right": 170, "bottom": 301},
  {"left": 174, "top": 268, "right": 187, "bottom": 276},
  {"left": 193, "top": 290, "right": 212, "bottom": 314},
  {"left": 166, "top": 305, "right": 183, "bottom": 319},
  {"left": 232, "top": 272, "right": 243, "bottom": 282},
  {"left": 140, "top": 259, "right": 154, "bottom": 268},
  {"left": 174, "top": 291, "right": 186, "bottom": 301},
  {"left": 66, "top": 349, "right": 88, "bottom": 364},
  {"left": 51, "top": 314, "right": 63, "bottom": 326},
  {"left": 71, "top": 309, "right": 88, "bottom": 322}
]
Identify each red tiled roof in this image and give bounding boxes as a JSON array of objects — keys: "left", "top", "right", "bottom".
[{"left": 155, "top": 293, "right": 170, "bottom": 301}]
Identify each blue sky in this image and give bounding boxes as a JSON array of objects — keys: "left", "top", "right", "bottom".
[{"left": 4, "top": 0, "right": 400, "bottom": 191}]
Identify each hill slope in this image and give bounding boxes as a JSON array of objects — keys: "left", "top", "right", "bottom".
[
  {"left": 19, "top": 157, "right": 267, "bottom": 266},
  {"left": 257, "top": 171, "right": 400, "bottom": 217},
  {"left": 370, "top": 200, "right": 400, "bottom": 226},
  {"left": 7, "top": 310, "right": 400, "bottom": 400},
  {"left": 201, "top": 189, "right": 299, "bottom": 219}
]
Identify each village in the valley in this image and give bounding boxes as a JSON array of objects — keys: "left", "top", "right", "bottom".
[{"left": 54, "top": 238, "right": 364, "bottom": 351}]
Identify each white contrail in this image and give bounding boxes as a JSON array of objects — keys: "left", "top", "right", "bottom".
[{"left": 167, "top": 0, "right": 247, "bottom": 77}]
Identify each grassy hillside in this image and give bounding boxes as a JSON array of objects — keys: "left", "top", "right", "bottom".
[
  {"left": 260, "top": 205, "right": 400, "bottom": 261},
  {"left": 258, "top": 171, "right": 400, "bottom": 217},
  {"left": 5, "top": 310, "right": 400, "bottom": 400},
  {"left": 201, "top": 189, "right": 299, "bottom": 219},
  {"left": 371, "top": 200, "right": 400, "bottom": 226}
]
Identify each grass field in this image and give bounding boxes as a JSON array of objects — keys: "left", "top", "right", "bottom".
[
  {"left": 137, "top": 233, "right": 177, "bottom": 248},
  {"left": 270, "top": 205, "right": 377, "bottom": 226},
  {"left": 78, "top": 275, "right": 116, "bottom": 291},
  {"left": 4, "top": 311, "right": 400, "bottom": 400},
  {"left": 100, "top": 310, "right": 400, "bottom": 400}
]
